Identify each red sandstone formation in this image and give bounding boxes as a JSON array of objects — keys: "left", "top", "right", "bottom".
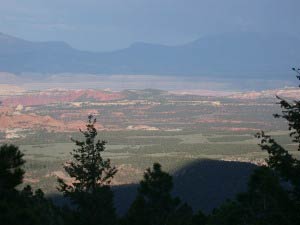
[{"left": 2, "top": 89, "right": 124, "bottom": 107}]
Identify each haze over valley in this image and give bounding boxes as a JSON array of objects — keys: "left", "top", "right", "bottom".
[
  {"left": 0, "top": 29, "right": 299, "bottom": 215},
  {"left": 1, "top": 1, "right": 300, "bottom": 223},
  {"left": 1, "top": 86, "right": 299, "bottom": 210}
]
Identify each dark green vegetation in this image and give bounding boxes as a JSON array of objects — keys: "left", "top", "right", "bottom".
[
  {"left": 1, "top": 71, "right": 300, "bottom": 224},
  {"left": 1, "top": 86, "right": 299, "bottom": 216},
  {"left": 0, "top": 144, "right": 64, "bottom": 225},
  {"left": 3, "top": 88, "right": 297, "bottom": 196},
  {"left": 58, "top": 115, "right": 117, "bottom": 225},
  {"left": 121, "top": 163, "right": 200, "bottom": 225},
  {"left": 1, "top": 69, "right": 300, "bottom": 225}
]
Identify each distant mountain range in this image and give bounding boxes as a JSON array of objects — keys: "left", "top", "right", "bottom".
[{"left": 0, "top": 32, "right": 299, "bottom": 78}]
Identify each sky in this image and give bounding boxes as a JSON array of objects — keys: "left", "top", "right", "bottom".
[{"left": 0, "top": 0, "right": 299, "bottom": 51}]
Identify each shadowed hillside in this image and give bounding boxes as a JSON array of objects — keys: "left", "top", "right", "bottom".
[{"left": 113, "top": 159, "right": 257, "bottom": 215}]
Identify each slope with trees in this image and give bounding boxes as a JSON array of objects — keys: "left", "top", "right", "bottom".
[{"left": 1, "top": 69, "right": 300, "bottom": 224}]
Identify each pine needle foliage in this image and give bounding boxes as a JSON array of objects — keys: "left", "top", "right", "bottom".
[{"left": 58, "top": 114, "right": 117, "bottom": 195}]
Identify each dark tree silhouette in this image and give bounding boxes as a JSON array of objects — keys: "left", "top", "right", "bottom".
[
  {"left": 209, "top": 69, "right": 300, "bottom": 225},
  {"left": 58, "top": 115, "right": 117, "bottom": 225},
  {"left": 58, "top": 115, "right": 117, "bottom": 193},
  {"left": 0, "top": 144, "right": 63, "bottom": 225},
  {"left": 255, "top": 68, "right": 300, "bottom": 203},
  {"left": 123, "top": 163, "right": 197, "bottom": 225},
  {"left": 255, "top": 132, "right": 300, "bottom": 199},
  {"left": 209, "top": 167, "right": 297, "bottom": 225},
  {"left": 0, "top": 144, "right": 25, "bottom": 191}
]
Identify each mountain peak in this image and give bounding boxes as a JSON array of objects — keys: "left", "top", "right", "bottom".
[
  {"left": 0, "top": 32, "right": 29, "bottom": 46},
  {"left": 0, "top": 32, "right": 73, "bottom": 51},
  {"left": 0, "top": 32, "right": 299, "bottom": 77}
]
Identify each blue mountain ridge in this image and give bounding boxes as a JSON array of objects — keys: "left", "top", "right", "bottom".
[{"left": 0, "top": 32, "right": 299, "bottom": 78}]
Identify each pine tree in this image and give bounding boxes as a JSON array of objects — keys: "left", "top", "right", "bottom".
[
  {"left": 58, "top": 115, "right": 117, "bottom": 225},
  {"left": 0, "top": 144, "right": 63, "bottom": 225},
  {"left": 209, "top": 167, "right": 296, "bottom": 225},
  {"left": 256, "top": 68, "right": 300, "bottom": 203},
  {"left": 123, "top": 163, "right": 194, "bottom": 225},
  {"left": 209, "top": 69, "right": 300, "bottom": 225},
  {"left": 239, "top": 167, "right": 295, "bottom": 225},
  {"left": 0, "top": 144, "right": 25, "bottom": 192}
]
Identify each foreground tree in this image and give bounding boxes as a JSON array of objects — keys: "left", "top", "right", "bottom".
[
  {"left": 209, "top": 166, "right": 296, "bottom": 225},
  {"left": 58, "top": 115, "right": 117, "bottom": 225},
  {"left": 0, "top": 144, "right": 25, "bottom": 192},
  {"left": 122, "top": 163, "right": 200, "bottom": 225},
  {"left": 210, "top": 69, "right": 300, "bottom": 225},
  {"left": 256, "top": 68, "right": 300, "bottom": 204},
  {"left": 0, "top": 144, "right": 63, "bottom": 225}
]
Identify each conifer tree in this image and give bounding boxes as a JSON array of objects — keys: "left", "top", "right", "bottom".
[
  {"left": 209, "top": 69, "right": 300, "bottom": 225},
  {"left": 123, "top": 163, "right": 194, "bottom": 225},
  {"left": 256, "top": 68, "right": 300, "bottom": 203},
  {"left": 0, "top": 144, "right": 25, "bottom": 192},
  {"left": 0, "top": 144, "right": 63, "bottom": 225},
  {"left": 58, "top": 115, "right": 117, "bottom": 225},
  {"left": 209, "top": 166, "right": 297, "bottom": 225}
]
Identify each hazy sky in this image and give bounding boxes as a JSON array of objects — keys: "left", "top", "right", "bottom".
[{"left": 0, "top": 0, "right": 299, "bottom": 51}]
